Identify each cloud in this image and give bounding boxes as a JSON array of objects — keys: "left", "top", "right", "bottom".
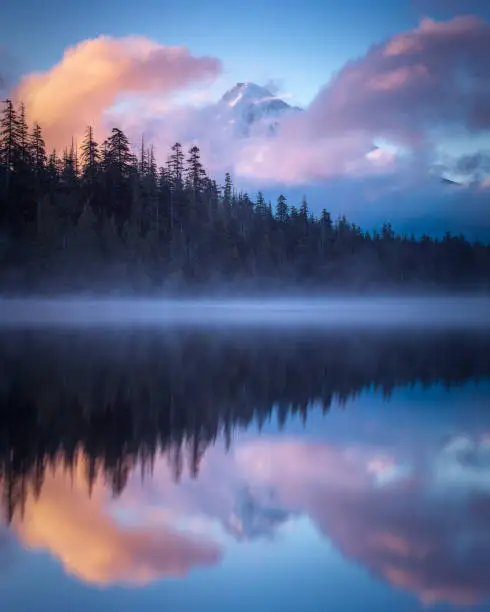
[
  {"left": 14, "top": 15, "right": 489, "bottom": 194},
  {"left": 125, "top": 15, "right": 490, "bottom": 188},
  {"left": 233, "top": 437, "right": 490, "bottom": 607},
  {"left": 235, "top": 15, "right": 490, "bottom": 184},
  {"left": 260, "top": 78, "right": 284, "bottom": 96},
  {"left": 444, "top": 151, "right": 490, "bottom": 184},
  {"left": 11, "top": 36, "right": 221, "bottom": 151},
  {"left": 11, "top": 454, "right": 222, "bottom": 586}
]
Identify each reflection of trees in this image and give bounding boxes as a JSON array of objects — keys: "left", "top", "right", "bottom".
[{"left": 1, "top": 328, "right": 489, "bottom": 522}]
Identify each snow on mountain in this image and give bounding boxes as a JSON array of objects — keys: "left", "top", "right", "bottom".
[{"left": 217, "top": 82, "right": 302, "bottom": 138}]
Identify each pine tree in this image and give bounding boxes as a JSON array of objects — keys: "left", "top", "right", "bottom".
[
  {"left": 103, "top": 127, "right": 135, "bottom": 232},
  {"left": 0, "top": 99, "right": 18, "bottom": 184},
  {"left": 255, "top": 191, "right": 267, "bottom": 217},
  {"left": 275, "top": 194, "right": 288, "bottom": 223},
  {"left": 56, "top": 148, "right": 81, "bottom": 247},
  {"left": 17, "top": 103, "right": 30, "bottom": 165},
  {"left": 30, "top": 122, "right": 47, "bottom": 233},
  {"left": 223, "top": 172, "right": 232, "bottom": 214},
  {"left": 81, "top": 126, "right": 99, "bottom": 175},
  {"left": 169, "top": 142, "right": 184, "bottom": 190},
  {"left": 185, "top": 145, "right": 205, "bottom": 196}
]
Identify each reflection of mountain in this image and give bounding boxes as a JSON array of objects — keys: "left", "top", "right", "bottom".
[
  {"left": 0, "top": 328, "right": 489, "bottom": 522},
  {"left": 225, "top": 486, "right": 293, "bottom": 540}
]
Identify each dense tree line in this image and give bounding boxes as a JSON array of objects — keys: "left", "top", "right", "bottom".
[
  {"left": 1, "top": 100, "right": 489, "bottom": 291},
  {"left": 1, "top": 328, "right": 489, "bottom": 521}
]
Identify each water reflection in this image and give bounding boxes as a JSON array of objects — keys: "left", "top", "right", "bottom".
[{"left": 0, "top": 328, "right": 489, "bottom": 610}]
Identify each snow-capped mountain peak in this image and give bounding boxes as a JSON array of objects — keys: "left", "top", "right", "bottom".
[
  {"left": 222, "top": 82, "right": 275, "bottom": 107},
  {"left": 218, "top": 82, "right": 302, "bottom": 138}
]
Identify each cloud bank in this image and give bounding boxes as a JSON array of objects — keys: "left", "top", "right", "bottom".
[
  {"left": 12, "top": 36, "right": 221, "bottom": 151},
  {"left": 6, "top": 16, "right": 489, "bottom": 185},
  {"left": 235, "top": 15, "right": 490, "bottom": 184}
]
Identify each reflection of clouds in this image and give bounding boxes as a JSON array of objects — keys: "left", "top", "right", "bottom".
[
  {"left": 10, "top": 456, "right": 221, "bottom": 587},
  {"left": 366, "top": 456, "right": 411, "bottom": 485},
  {"left": 5, "top": 432, "right": 490, "bottom": 605},
  {"left": 433, "top": 435, "right": 490, "bottom": 492},
  {"left": 122, "top": 435, "right": 489, "bottom": 606},
  {"left": 233, "top": 437, "right": 490, "bottom": 607}
]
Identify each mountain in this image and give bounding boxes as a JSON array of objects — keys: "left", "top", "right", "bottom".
[
  {"left": 224, "top": 486, "right": 294, "bottom": 541},
  {"left": 217, "top": 82, "right": 302, "bottom": 138}
]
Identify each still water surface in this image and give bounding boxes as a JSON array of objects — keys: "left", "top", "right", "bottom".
[{"left": 0, "top": 327, "right": 489, "bottom": 611}]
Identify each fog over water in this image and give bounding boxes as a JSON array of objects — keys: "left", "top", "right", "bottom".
[{"left": 0, "top": 296, "right": 489, "bottom": 327}]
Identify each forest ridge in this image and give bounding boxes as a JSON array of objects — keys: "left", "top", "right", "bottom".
[{"left": 1, "top": 100, "right": 489, "bottom": 293}]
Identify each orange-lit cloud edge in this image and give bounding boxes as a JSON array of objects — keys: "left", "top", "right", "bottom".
[
  {"left": 9, "top": 455, "right": 222, "bottom": 587},
  {"left": 12, "top": 36, "right": 221, "bottom": 153}
]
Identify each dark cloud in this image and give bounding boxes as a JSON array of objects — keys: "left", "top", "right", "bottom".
[{"left": 260, "top": 79, "right": 284, "bottom": 96}]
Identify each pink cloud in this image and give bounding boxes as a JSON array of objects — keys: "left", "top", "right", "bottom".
[
  {"left": 85, "top": 15, "right": 490, "bottom": 187},
  {"left": 235, "top": 15, "right": 490, "bottom": 184},
  {"left": 12, "top": 36, "right": 221, "bottom": 151},
  {"left": 8, "top": 15, "right": 490, "bottom": 189},
  {"left": 311, "top": 15, "right": 490, "bottom": 138}
]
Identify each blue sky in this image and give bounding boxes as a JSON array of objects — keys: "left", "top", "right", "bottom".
[{"left": 2, "top": 0, "right": 487, "bottom": 106}]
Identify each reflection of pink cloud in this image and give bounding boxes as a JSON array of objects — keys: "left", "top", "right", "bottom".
[
  {"left": 11, "top": 455, "right": 221, "bottom": 586},
  {"left": 42, "top": 432, "right": 487, "bottom": 605},
  {"left": 232, "top": 437, "right": 490, "bottom": 607},
  {"left": 12, "top": 36, "right": 221, "bottom": 151}
]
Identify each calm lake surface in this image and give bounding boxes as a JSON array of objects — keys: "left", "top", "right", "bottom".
[{"left": 0, "top": 325, "right": 489, "bottom": 611}]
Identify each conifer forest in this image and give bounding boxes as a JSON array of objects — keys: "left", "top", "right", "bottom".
[{"left": 1, "top": 100, "right": 489, "bottom": 292}]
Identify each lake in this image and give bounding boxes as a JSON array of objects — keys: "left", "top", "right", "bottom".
[{"left": 0, "top": 322, "right": 489, "bottom": 611}]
